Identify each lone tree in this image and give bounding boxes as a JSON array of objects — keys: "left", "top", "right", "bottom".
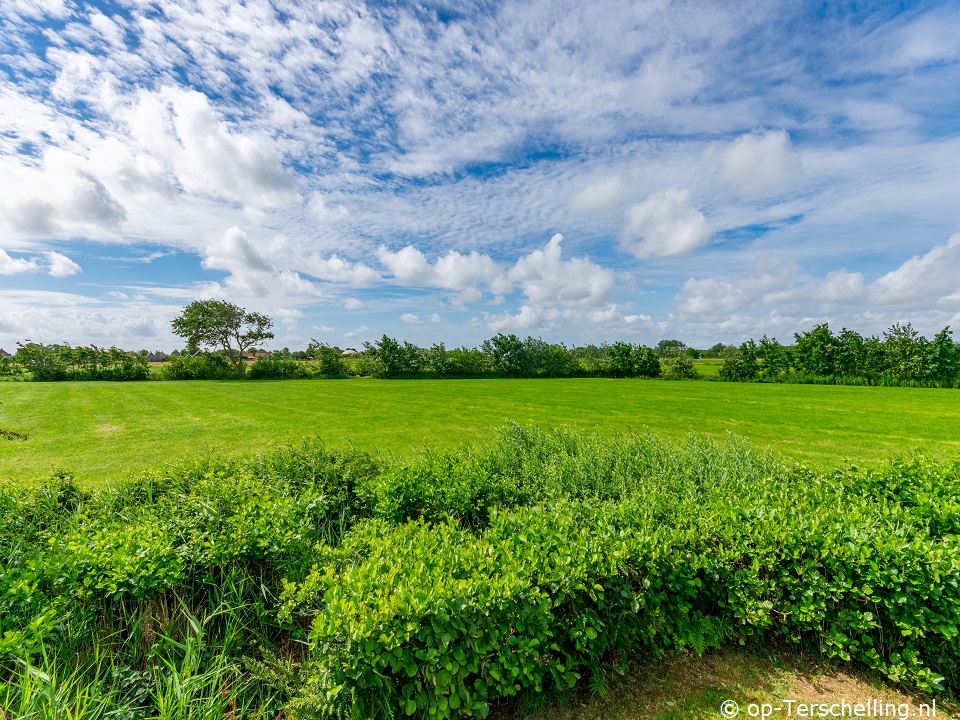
[{"left": 171, "top": 300, "right": 274, "bottom": 374}]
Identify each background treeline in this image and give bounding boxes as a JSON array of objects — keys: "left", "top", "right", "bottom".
[
  {"left": 1, "top": 335, "right": 674, "bottom": 381},
  {"left": 720, "top": 322, "right": 960, "bottom": 387},
  {"left": 5, "top": 322, "right": 959, "bottom": 387}
]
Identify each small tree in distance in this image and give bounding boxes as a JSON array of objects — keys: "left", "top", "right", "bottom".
[{"left": 171, "top": 299, "right": 274, "bottom": 374}]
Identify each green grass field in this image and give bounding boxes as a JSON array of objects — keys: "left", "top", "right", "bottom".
[{"left": 2, "top": 377, "right": 960, "bottom": 483}]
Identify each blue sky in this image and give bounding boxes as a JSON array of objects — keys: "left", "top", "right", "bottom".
[{"left": 1, "top": 0, "right": 959, "bottom": 351}]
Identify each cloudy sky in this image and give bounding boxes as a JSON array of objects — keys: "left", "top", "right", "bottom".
[{"left": 1, "top": 0, "right": 959, "bottom": 351}]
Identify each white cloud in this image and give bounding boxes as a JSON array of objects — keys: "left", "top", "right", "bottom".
[
  {"left": 148, "top": 88, "right": 297, "bottom": 209},
  {"left": 479, "top": 233, "right": 641, "bottom": 336},
  {"left": 621, "top": 189, "right": 712, "bottom": 258},
  {"left": 307, "top": 194, "right": 349, "bottom": 222},
  {"left": 378, "top": 245, "right": 508, "bottom": 293},
  {"left": 869, "top": 232, "right": 960, "bottom": 307},
  {"left": 0, "top": 249, "right": 40, "bottom": 275},
  {"left": 0, "top": 248, "right": 82, "bottom": 277},
  {"left": 201, "top": 226, "right": 272, "bottom": 275},
  {"left": 429, "top": 313, "right": 443, "bottom": 324},
  {"left": 673, "top": 233, "right": 960, "bottom": 342},
  {"left": 44, "top": 251, "right": 82, "bottom": 277},
  {"left": 400, "top": 312, "right": 422, "bottom": 324},
  {"left": 509, "top": 234, "right": 615, "bottom": 308},
  {"left": 676, "top": 255, "right": 797, "bottom": 321},
  {"left": 713, "top": 130, "right": 802, "bottom": 197},
  {"left": 0, "top": 289, "right": 179, "bottom": 349},
  {"left": 571, "top": 176, "right": 624, "bottom": 215},
  {"left": 299, "top": 253, "right": 380, "bottom": 285}
]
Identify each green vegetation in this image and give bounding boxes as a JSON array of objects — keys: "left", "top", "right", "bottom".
[
  {"left": 2, "top": 342, "right": 150, "bottom": 381},
  {"left": 171, "top": 299, "right": 275, "bottom": 374},
  {"left": 722, "top": 322, "right": 960, "bottom": 386},
  {"left": 4, "top": 379, "right": 960, "bottom": 484},
  {"left": 1, "top": 428, "right": 958, "bottom": 718}
]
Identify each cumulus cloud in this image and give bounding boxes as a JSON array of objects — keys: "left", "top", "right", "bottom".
[
  {"left": 299, "top": 253, "right": 380, "bottom": 285},
  {"left": 199, "top": 226, "right": 379, "bottom": 292},
  {"left": 674, "top": 233, "right": 960, "bottom": 341},
  {"left": 509, "top": 234, "right": 614, "bottom": 308},
  {"left": 0, "top": 249, "right": 40, "bottom": 275},
  {"left": 0, "top": 248, "right": 82, "bottom": 277},
  {"left": 44, "top": 251, "right": 82, "bottom": 277},
  {"left": 479, "top": 234, "right": 642, "bottom": 336},
  {"left": 869, "top": 232, "right": 960, "bottom": 307},
  {"left": 621, "top": 189, "right": 712, "bottom": 258},
  {"left": 201, "top": 226, "right": 272, "bottom": 275},
  {"left": 378, "top": 245, "right": 508, "bottom": 293},
  {"left": 713, "top": 130, "right": 802, "bottom": 197},
  {"left": 127, "top": 88, "right": 297, "bottom": 209},
  {"left": 400, "top": 312, "right": 421, "bottom": 324},
  {"left": 676, "top": 255, "right": 798, "bottom": 321}
]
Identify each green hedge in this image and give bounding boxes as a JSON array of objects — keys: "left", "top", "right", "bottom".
[
  {"left": 1, "top": 429, "right": 958, "bottom": 718},
  {"left": 283, "top": 454, "right": 960, "bottom": 717}
]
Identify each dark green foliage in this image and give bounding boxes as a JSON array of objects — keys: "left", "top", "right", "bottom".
[
  {"left": 12, "top": 342, "right": 150, "bottom": 381},
  {"left": 249, "top": 355, "right": 309, "bottom": 379},
  {"left": 607, "top": 342, "right": 661, "bottom": 378},
  {"left": 655, "top": 339, "right": 687, "bottom": 357},
  {"left": 365, "top": 335, "right": 428, "bottom": 378},
  {"left": 160, "top": 352, "right": 234, "bottom": 380},
  {"left": 481, "top": 333, "right": 531, "bottom": 377},
  {"left": 725, "top": 323, "right": 960, "bottom": 387},
  {"left": 663, "top": 348, "right": 698, "bottom": 378},
  {"left": 307, "top": 341, "right": 349, "bottom": 378},
  {"left": 171, "top": 299, "right": 274, "bottom": 374},
  {"left": 428, "top": 344, "right": 492, "bottom": 378},
  {"left": 2, "top": 428, "right": 958, "bottom": 717},
  {"left": 719, "top": 340, "right": 760, "bottom": 381}
]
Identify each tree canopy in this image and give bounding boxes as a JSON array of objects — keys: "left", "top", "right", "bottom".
[{"left": 171, "top": 300, "right": 274, "bottom": 374}]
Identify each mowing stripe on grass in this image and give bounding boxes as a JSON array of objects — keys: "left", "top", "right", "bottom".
[{"left": 2, "top": 378, "right": 959, "bottom": 484}]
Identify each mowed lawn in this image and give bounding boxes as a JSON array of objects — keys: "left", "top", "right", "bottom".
[{"left": 2, "top": 378, "right": 960, "bottom": 484}]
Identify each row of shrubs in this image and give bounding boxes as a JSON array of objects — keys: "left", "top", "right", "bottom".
[
  {"left": 2, "top": 335, "right": 688, "bottom": 381},
  {"left": 1, "top": 426, "right": 958, "bottom": 717},
  {"left": 720, "top": 322, "right": 960, "bottom": 387},
  {"left": 0, "top": 343, "right": 150, "bottom": 381}
]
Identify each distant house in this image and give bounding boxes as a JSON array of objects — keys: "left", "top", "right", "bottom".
[
  {"left": 146, "top": 352, "right": 169, "bottom": 363},
  {"left": 341, "top": 348, "right": 360, "bottom": 357},
  {"left": 170, "top": 350, "right": 181, "bottom": 357},
  {"left": 0, "top": 348, "right": 11, "bottom": 357}
]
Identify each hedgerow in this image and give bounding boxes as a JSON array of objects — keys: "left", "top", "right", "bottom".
[{"left": 0, "top": 427, "right": 958, "bottom": 718}]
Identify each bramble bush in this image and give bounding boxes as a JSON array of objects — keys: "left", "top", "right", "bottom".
[{"left": 1, "top": 427, "right": 958, "bottom": 718}]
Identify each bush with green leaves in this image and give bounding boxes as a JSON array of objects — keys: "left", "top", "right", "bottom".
[
  {"left": 249, "top": 355, "right": 309, "bottom": 379},
  {"left": 11, "top": 343, "right": 150, "bottom": 382},
  {"left": 1, "top": 427, "right": 958, "bottom": 718},
  {"left": 160, "top": 352, "right": 234, "bottom": 380}
]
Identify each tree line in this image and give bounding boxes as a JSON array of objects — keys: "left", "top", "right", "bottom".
[
  {"left": 719, "top": 322, "right": 960, "bottom": 387},
  {"left": 2, "top": 299, "right": 958, "bottom": 387}
]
